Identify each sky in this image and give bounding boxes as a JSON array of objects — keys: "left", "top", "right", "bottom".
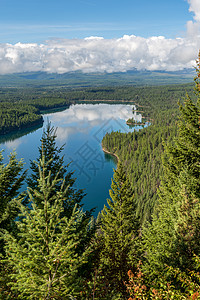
[{"left": 0, "top": 0, "right": 200, "bottom": 74}]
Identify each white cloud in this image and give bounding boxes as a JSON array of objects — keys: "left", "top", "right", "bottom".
[
  {"left": 0, "top": 1, "right": 200, "bottom": 75},
  {"left": 0, "top": 34, "right": 199, "bottom": 75},
  {"left": 188, "top": 0, "right": 200, "bottom": 22}
]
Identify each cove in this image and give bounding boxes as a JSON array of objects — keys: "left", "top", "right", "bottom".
[{"left": 0, "top": 103, "right": 142, "bottom": 215}]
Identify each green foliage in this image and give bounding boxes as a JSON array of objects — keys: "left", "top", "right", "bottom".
[
  {"left": 142, "top": 60, "right": 200, "bottom": 293},
  {"left": 0, "top": 67, "right": 199, "bottom": 298},
  {"left": 0, "top": 150, "right": 26, "bottom": 299},
  {"left": 100, "top": 82, "right": 193, "bottom": 224},
  {"left": 92, "top": 162, "right": 140, "bottom": 298},
  {"left": 126, "top": 259, "right": 200, "bottom": 299},
  {"left": 26, "top": 123, "right": 95, "bottom": 288},
  {"left": 0, "top": 150, "right": 26, "bottom": 253},
  {"left": 27, "top": 122, "right": 86, "bottom": 218},
  {"left": 0, "top": 69, "right": 195, "bottom": 90},
  {"left": 3, "top": 153, "right": 91, "bottom": 299},
  {"left": 102, "top": 112, "right": 177, "bottom": 224},
  {"left": 0, "top": 102, "right": 43, "bottom": 135},
  {"left": 0, "top": 81, "right": 194, "bottom": 136}
]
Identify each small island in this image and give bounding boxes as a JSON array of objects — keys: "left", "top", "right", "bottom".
[{"left": 126, "top": 117, "right": 149, "bottom": 126}]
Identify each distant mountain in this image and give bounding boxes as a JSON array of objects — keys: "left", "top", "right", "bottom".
[{"left": 0, "top": 69, "right": 195, "bottom": 88}]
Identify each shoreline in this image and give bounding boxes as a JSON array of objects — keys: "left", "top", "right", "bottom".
[
  {"left": 78, "top": 99, "right": 135, "bottom": 103},
  {"left": 0, "top": 118, "right": 43, "bottom": 136},
  {"left": 102, "top": 146, "right": 119, "bottom": 162},
  {"left": 126, "top": 121, "right": 146, "bottom": 126},
  {"left": 0, "top": 99, "right": 145, "bottom": 139}
]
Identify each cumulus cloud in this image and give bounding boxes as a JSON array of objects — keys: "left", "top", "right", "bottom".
[
  {"left": 188, "top": 0, "right": 200, "bottom": 22},
  {"left": 186, "top": 0, "right": 200, "bottom": 37},
  {"left": 0, "top": 35, "right": 199, "bottom": 75},
  {"left": 0, "top": 1, "right": 200, "bottom": 74}
]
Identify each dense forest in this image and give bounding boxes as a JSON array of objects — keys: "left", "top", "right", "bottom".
[
  {"left": 0, "top": 69, "right": 195, "bottom": 88},
  {"left": 0, "top": 56, "right": 200, "bottom": 299},
  {"left": 0, "top": 102, "right": 43, "bottom": 134},
  {"left": 101, "top": 93, "right": 179, "bottom": 224},
  {"left": 0, "top": 80, "right": 194, "bottom": 135}
]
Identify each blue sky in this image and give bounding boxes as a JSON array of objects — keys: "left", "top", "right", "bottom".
[
  {"left": 0, "top": 0, "right": 193, "bottom": 43},
  {"left": 0, "top": 0, "right": 200, "bottom": 74}
]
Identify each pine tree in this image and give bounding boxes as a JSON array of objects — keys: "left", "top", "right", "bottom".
[
  {"left": 0, "top": 150, "right": 26, "bottom": 253},
  {"left": 27, "top": 121, "right": 86, "bottom": 218},
  {"left": 0, "top": 151, "right": 26, "bottom": 298},
  {"left": 94, "top": 162, "right": 140, "bottom": 298},
  {"left": 175, "top": 169, "right": 200, "bottom": 268},
  {"left": 143, "top": 52, "right": 200, "bottom": 282},
  {"left": 25, "top": 122, "right": 95, "bottom": 293},
  {"left": 3, "top": 152, "right": 92, "bottom": 299}
]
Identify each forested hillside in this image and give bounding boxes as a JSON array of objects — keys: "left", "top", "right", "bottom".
[
  {"left": 102, "top": 120, "right": 176, "bottom": 224},
  {"left": 102, "top": 84, "right": 194, "bottom": 223}
]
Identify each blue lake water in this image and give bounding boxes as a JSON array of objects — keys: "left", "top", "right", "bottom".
[{"left": 0, "top": 103, "right": 142, "bottom": 215}]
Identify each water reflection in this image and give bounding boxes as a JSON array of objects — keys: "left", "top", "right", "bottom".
[
  {"left": 47, "top": 103, "right": 142, "bottom": 144},
  {"left": 0, "top": 123, "right": 43, "bottom": 146},
  {"left": 5, "top": 139, "right": 23, "bottom": 150},
  {"left": 0, "top": 103, "right": 143, "bottom": 215},
  {"left": 51, "top": 103, "right": 141, "bottom": 124}
]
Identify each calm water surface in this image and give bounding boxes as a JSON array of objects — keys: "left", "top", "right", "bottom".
[{"left": 0, "top": 103, "right": 142, "bottom": 215}]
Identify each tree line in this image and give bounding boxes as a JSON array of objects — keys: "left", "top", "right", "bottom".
[
  {"left": 0, "top": 102, "right": 43, "bottom": 135},
  {"left": 0, "top": 80, "right": 195, "bottom": 135}
]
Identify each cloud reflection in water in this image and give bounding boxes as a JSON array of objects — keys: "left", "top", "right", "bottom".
[{"left": 48, "top": 103, "right": 142, "bottom": 143}]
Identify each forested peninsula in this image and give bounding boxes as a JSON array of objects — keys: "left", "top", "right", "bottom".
[
  {"left": 0, "top": 97, "right": 72, "bottom": 135},
  {"left": 0, "top": 55, "right": 200, "bottom": 299}
]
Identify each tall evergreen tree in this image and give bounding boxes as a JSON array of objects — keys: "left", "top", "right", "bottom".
[
  {"left": 0, "top": 151, "right": 26, "bottom": 298},
  {"left": 27, "top": 122, "right": 86, "bottom": 218},
  {"left": 93, "top": 162, "right": 140, "bottom": 298},
  {"left": 3, "top": 152, "right": 92, "bottom": 299},
  {"left": 0, "top": 150, "right": 26, "bottom": 253},
  {"left": 26, "top": 122, "right": 95, "bottom": 290}
]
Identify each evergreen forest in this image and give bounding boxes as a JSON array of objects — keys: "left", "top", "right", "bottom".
[
  {"left": 0, "top": 55, "right": 200, "bottom": 299},
  {"left": 0, "top": 77, "right": 194, "bottom": 135}
]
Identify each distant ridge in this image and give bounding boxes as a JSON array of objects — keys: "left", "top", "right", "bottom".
[{"left": 0, "top": 69, "right": 195, "bottom": 88}]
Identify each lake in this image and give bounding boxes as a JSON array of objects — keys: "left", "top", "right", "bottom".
[{"left": 0, "top": 103, "right": 143, "bottom": 215}]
